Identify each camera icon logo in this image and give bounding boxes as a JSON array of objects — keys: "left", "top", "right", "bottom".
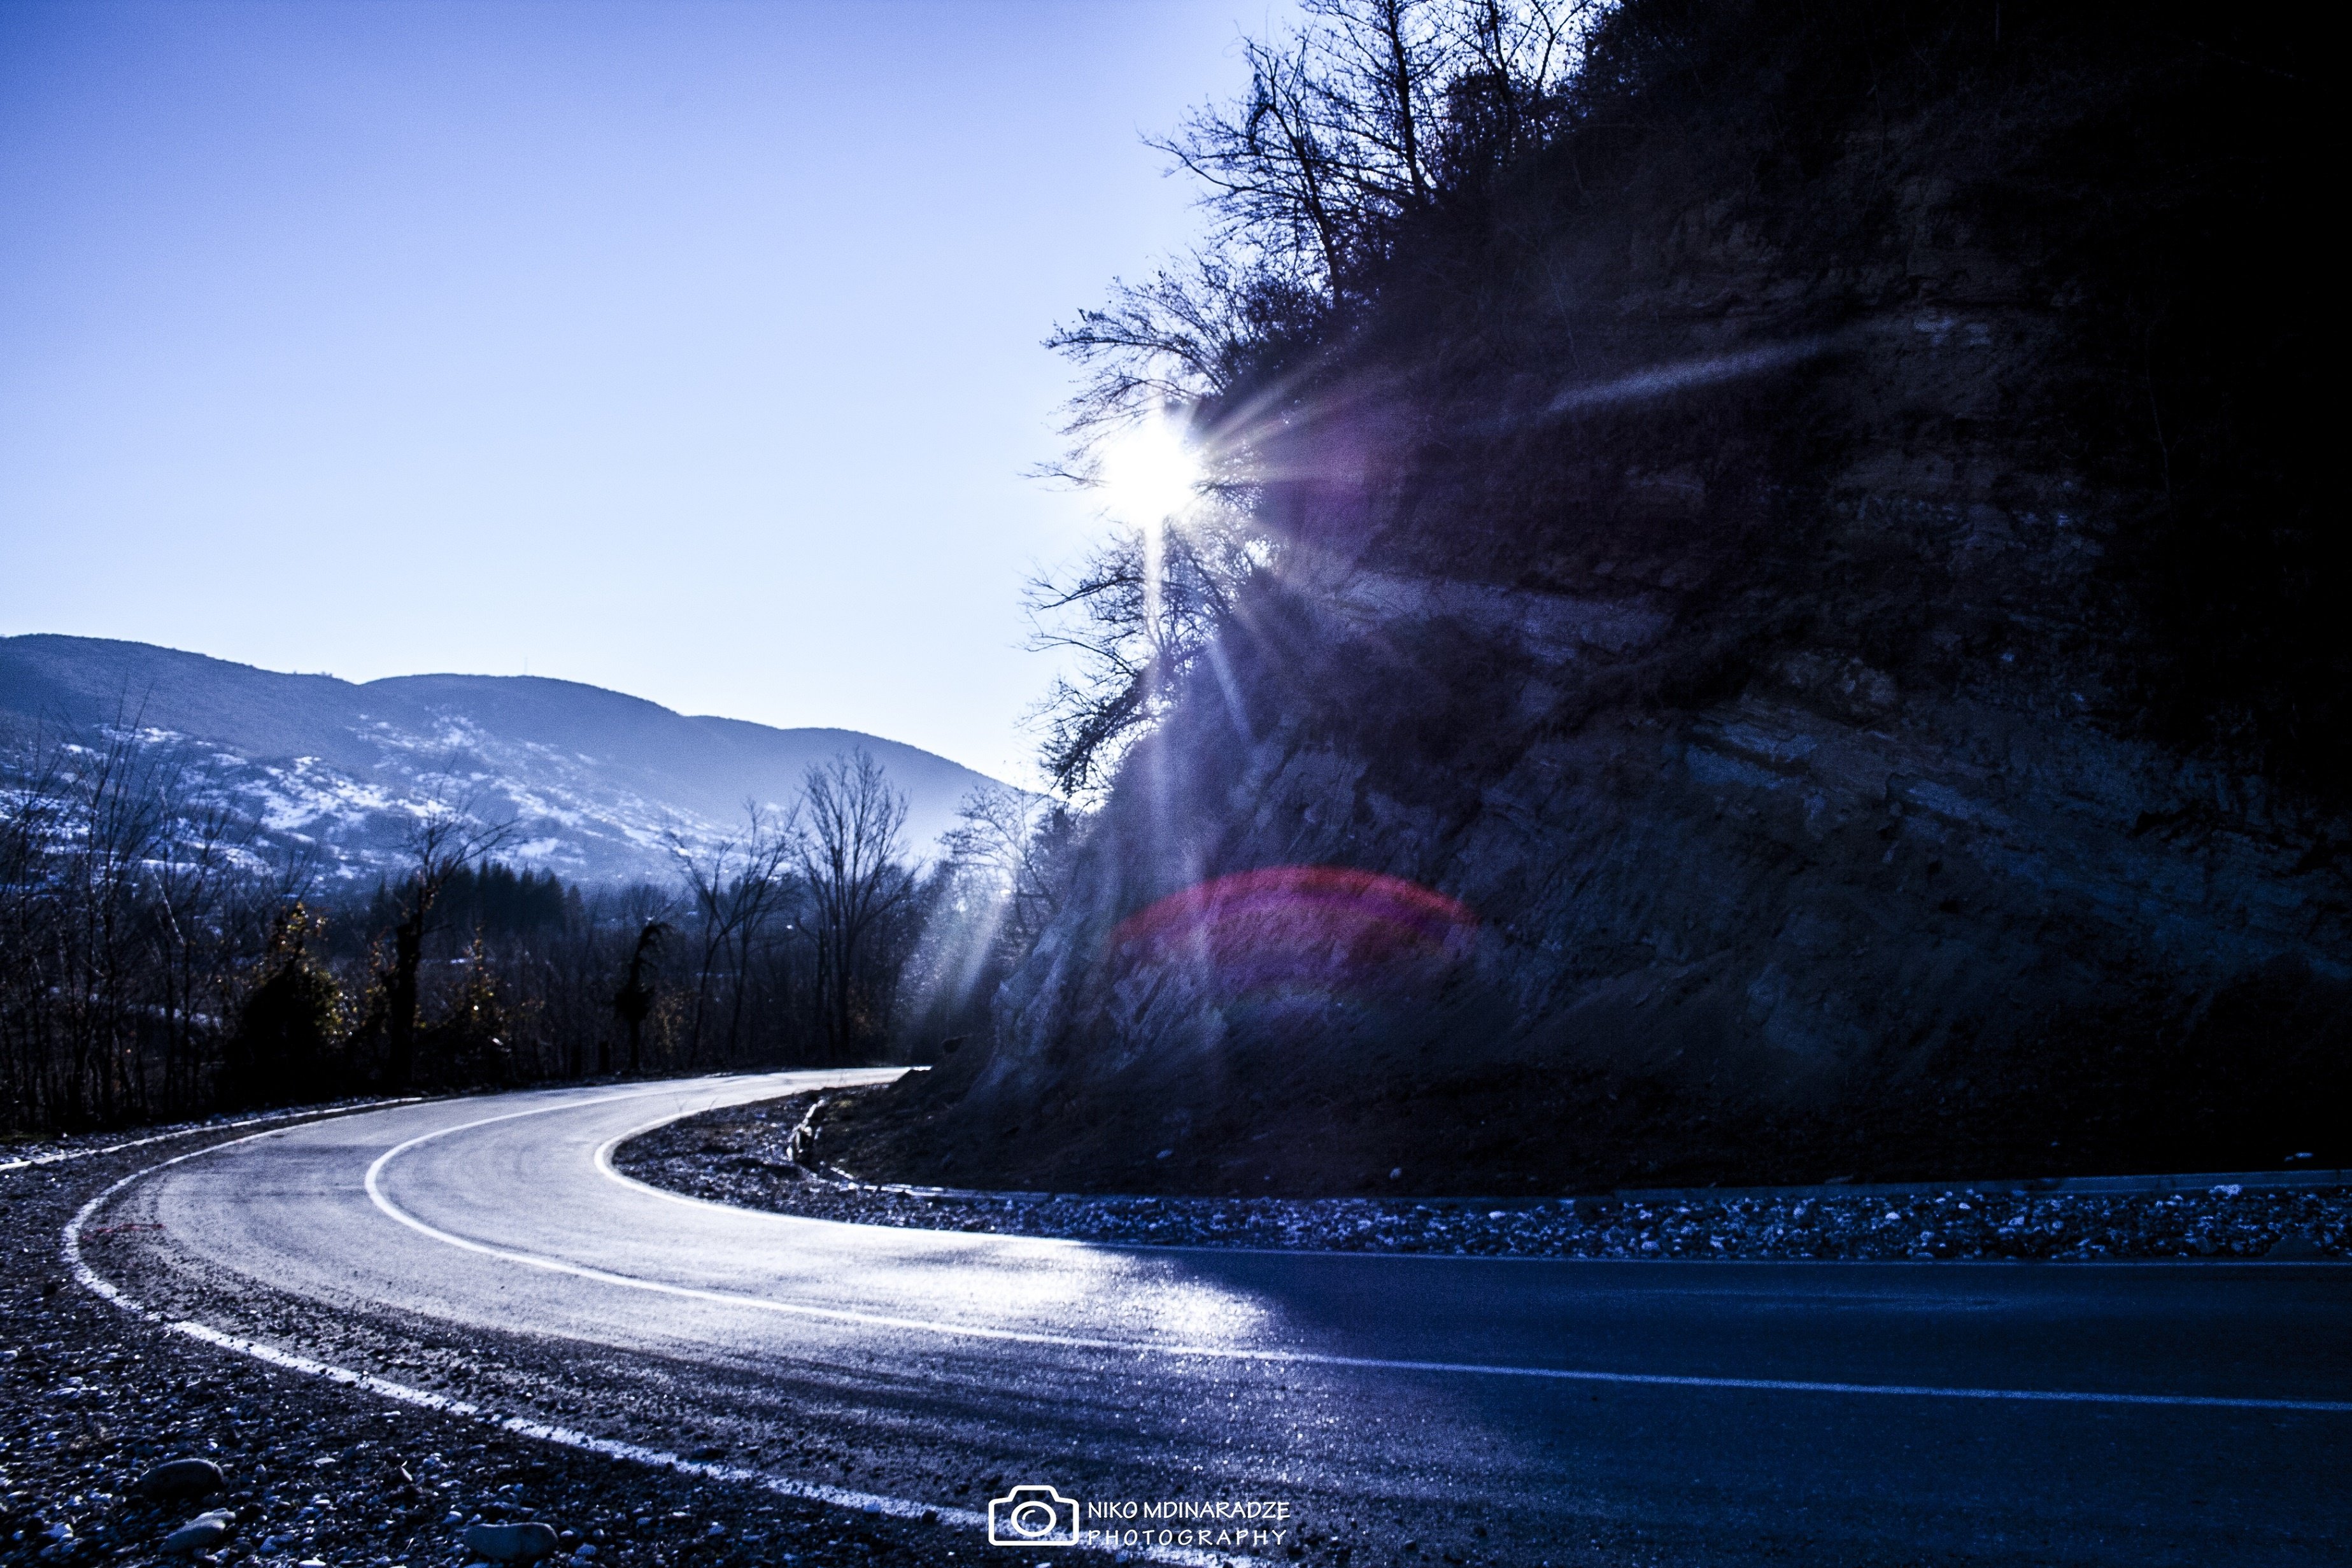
[{"left": 986, "top": 1483, "right": 1081, "bottom": 1546}]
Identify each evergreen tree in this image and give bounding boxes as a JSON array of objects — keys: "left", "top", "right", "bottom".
[
  {"left": 423, "top": 933, "right": 511, "bottom": 1088},
  {"left": 222, "top": 904, "right": 345, "bottom": 1107},
  {"left": 612, "top": 919, "right": 670, "bottom": 1076}
]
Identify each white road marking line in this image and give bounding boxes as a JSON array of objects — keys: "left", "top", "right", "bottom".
[
  {"left": 371, "top": 1100, "right": 2352, "bottom": 1416},
  {"left": 62, "top": 1083, "right": 1254, "bottom": 1568},
  {"left": 1, "top": 1098, "right": 425, "bottom": 1173},
  {"left": 64, "top": 1080, "right": 2352, "bottom": 1568}
]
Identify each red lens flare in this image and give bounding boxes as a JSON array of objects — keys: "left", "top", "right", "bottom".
[{"left": 1112, "top": 866, "right": 1477, "bottom": 989}]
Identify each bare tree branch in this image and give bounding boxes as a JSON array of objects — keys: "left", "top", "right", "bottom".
[{"left": 793, "top": 752, "right": 914, "bottom": 1060}]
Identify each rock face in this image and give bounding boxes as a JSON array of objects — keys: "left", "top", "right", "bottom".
[
  {"left": 832, "top": 0, "right": 2344, "bottom": 1194},
  {"left": 884, "top": 591, "right": 2346, "bottom": 1195}
]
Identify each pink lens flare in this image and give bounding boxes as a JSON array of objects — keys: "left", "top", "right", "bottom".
[{"left": 1113, "top": 866, "right": 1477, "bottom": 989}]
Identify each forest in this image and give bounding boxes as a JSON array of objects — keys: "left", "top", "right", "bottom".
[{"left": 0, "top": 722, "right": 1077, "bottom": 1133}]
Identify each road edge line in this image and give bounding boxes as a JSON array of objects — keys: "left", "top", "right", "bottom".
[
  {"left": 62, "top": 1081, "right": 1257, "bottom": 1568},
  {"left": 3, "top": 1097, "right": 429, "bottom": 1174},
  {"left": 378, "top": 1096, "right": 2352, "bottom": 1416}
]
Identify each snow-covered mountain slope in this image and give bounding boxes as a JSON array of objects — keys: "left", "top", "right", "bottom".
[{"left": 0, "top": 635, "right": 1012, "bottom": 884}]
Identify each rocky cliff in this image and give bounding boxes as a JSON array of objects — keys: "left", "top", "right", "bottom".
[{"left": 825, "top": 0, "right": 2344, "bottom": 1194}]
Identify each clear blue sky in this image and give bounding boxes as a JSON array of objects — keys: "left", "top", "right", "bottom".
[{"left": 0, "top": 0, "right": 1288, "bottom": 784}]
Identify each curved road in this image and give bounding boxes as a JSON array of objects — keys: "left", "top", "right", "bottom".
[{"left": 72, "top": 1074, "right": 2352, "bottom": 1565}]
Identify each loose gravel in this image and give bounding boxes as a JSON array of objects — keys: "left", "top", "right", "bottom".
[
  {"left": 617, "top": 1092, "right": 2352, "bottom": 1263},
  {"left": 0, "top": 1113, "right": 1091, "bottom": 1568}
]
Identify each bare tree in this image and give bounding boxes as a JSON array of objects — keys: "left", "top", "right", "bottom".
[
  {"left": 940, "top": 784, "right": 1066, "bottom": 954},
  {"left": 720, "top": 807, "right": 797, "bottom": 1061},
  {"left": 1049, "top": 0, "right": 1592, "bottom": 427},
  {"left": 1043, "top": 253, "right": 1327, "bottom": 446},
  {"left": 0, "top": 717, "right": 849, "bottom": 1126},
  {"left": 378, "top": 791, "right": 516, "bottom": 1089},
  {"left": 1, "top": 716, "right": 287, "bottom": 1126},
  {"left": 1035, "top": 3, "right": 1592, "bottom": 795},
  {"left": 143, "top": 770, "right": 257, "bottom": 1112},
  {"left": 1145, "top": 0, "right": 1590, "bottom": 306},
  {"left": 0, "top": 742, "right": 64, "bottom": 1121},
  {"left": 794, "top": 752, "right": 913, "bottom": 1061},
  {"left": 1026, "top": 503, "right": 1268, "bottom": 797},
  {"left": 909, "top": 784, "right": 1084, "bottom": 1023},
  {"left": 665, "top": 800, "right": 795, "bottom": 1064},
  {"left": 58, "top": 723, "right": 176, "bottom": 1124},
  {"left": 610, "top": 916, "right": 671, "bottom": 1076}
]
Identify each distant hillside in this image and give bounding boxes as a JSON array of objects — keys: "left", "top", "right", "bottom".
[{"left": 0, "top": 635, "right": 1009, "bottom": 884}]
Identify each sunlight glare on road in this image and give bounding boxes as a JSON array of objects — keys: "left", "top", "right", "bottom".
[{"left": 858, "top": 1233, "right": 1277, "bottom": 1348}]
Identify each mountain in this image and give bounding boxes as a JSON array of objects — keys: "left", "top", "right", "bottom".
[{"left": 0, "top": 634, "right": 1010, "bottom": 884}]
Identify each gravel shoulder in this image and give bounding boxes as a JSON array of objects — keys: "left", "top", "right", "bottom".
[
  {"left": 1, "top": 1108, "right": 1092, "bottom": 1568},
  {"left": 614, "top": 1090, "right": 2352, "bottom": 1263}
]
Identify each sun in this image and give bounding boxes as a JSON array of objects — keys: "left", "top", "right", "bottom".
[{"left": 1098, "top": 413, "right": 1200, "bottom": 526}]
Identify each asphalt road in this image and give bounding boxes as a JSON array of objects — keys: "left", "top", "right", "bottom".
[{"left": 73, "top": 1073, "right": 2352, "bottom": 1566}]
